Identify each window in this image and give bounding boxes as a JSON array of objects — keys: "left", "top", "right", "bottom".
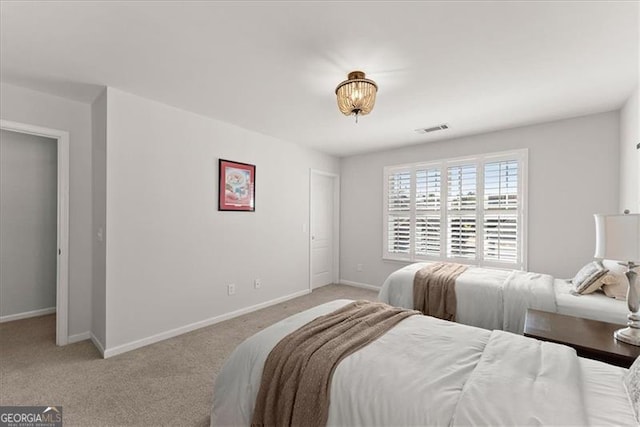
[{"left": 383, "top": 149, "right": 527, "bottom": 269}]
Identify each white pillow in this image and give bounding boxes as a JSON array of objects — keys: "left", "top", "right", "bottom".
[
  {"left": 601, "top": 260, "right": 630, "bottom": 300},
  {"left": 571, "top": 261, "right": 608, "bottom": 294}
]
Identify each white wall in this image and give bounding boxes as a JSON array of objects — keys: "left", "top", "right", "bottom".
[
  {"left": 0, "top": 130, "right": 57, "bottom": 317},
  {"left": 619, "top": 89, "right": 639, "bottom": 213},
  {"left": 0, "top": 83, "right": 92, "bottom": 337},
  {"left": 91, "top": 90, "right": 107, "bottom": 347},
  {"left": 102, "top": 88, "right": 339, "bottom": 351},
  {"left": 340, "top": 111, "right": 620, "bottom": 286}
]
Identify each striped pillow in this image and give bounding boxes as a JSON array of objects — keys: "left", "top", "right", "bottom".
[{"left": 571, "top": 261, "right": 608, "bottom": 294}]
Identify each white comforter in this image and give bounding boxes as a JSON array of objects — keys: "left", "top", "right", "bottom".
[
  {"left": 378, "top": 262, "right": 556, "bottom": 333},
  {"left": 211, "top": 300, "right": 636, "bottom": 426},
  {"left": 378, "top": 262, "right": 626, "bottom": 333}
]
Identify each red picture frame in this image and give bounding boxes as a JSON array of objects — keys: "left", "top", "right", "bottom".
[{"left": 218, "top": 159, "right": 255, "bottom": 211}]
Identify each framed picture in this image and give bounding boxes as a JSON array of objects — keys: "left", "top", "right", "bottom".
[{"left": 218, "top": 159, "right": 256, "bottom": 211}]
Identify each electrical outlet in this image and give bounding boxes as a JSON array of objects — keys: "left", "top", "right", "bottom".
[
  {"left": 357, "top": 264, "right": 363, "bottom": 272},
  {"left": 254, "top": 279, "right": 262, "bottom": 289},
  {"left": 227, "top": 284, "right": 236, "bottom": 295}
]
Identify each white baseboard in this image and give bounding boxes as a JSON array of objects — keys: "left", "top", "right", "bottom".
[
  {"left": 339, "top": 279, "right": 381, "bottom": 291},
  {"left": 0, "top": 307, "right": 56, "bottom": 323},
  {"left": 90, "top": 332, "right": 106, "bottom": 357},
  {"left": 103, "top": 289, "right": 311, "bottom": 358},
  {"left": 68, "top": 331, "right": 91, "bottom": 344}
]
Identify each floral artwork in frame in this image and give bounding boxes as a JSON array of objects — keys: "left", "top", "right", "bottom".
[{"left": 218, "top": 159, "right": 255, "bottom": 211}]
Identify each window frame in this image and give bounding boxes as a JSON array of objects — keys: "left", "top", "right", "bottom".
[{"left": 382, "top": 149, "right": 528, "bottom": 270}]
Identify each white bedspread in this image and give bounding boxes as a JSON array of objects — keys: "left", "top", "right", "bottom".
[
  {"left": 211, "top": 300, "right": 636, "bottom": 426},
  {"left": 452, "top": 330, "right": 585, "bottom": 425},
  {"left": 378, "top": 262, "right": 627, "bottom": 333},
  {"left": 502, "top": 270, "right": 556, "bottom": 333}
]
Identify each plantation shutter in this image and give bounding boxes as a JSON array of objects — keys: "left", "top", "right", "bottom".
[
  {"left": 387, "top": 169, "right": 411, "bottom": 255},
  {"left": 447, "top": 164, "right": 476, "bottom": 259},
  {"left": 415, "top": 167, "right": 441, "bottom": 256},
  {"left": 383, "top": 149, "right": 526, "bottom": 268},
  {"left": 483, "top": 160, "right": 519, "bottom": 263}
]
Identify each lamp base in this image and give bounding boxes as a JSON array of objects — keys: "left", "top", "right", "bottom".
[
  {"left": 614, "top": 265, "right": 639, "bottom": 346},
  {"left": 614, "top": 326, "right": 640, "bottom": 346}
]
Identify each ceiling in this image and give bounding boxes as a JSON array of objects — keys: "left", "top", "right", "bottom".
[{"left": 1, "top": 1, "right": 637, "bottom": 157}]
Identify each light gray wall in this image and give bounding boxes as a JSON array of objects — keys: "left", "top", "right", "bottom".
[
  {"left": 0, "top": 82, "right": 93, "bottom": 337},
  {"left": 91, "top": 89, "right": 107, "bottom": 347},
  {"left": 0, "top": 130, "right": 57, "bottom": 316},
  {"left": 619, "top": 89, "right": 639, "bottom": 213},
  {"left": 340, "top": 111, "right": 620, "bottom": 286},
  {"left": 102, "top": 87, "right": 339, "bottom": 351}
]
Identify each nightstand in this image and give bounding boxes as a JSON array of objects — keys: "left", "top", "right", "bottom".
[{"left": 524, "top": 309, "right": 640, "bottom": 368}]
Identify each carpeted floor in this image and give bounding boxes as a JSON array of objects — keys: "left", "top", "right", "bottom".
[{"left": 0, "top": 284, "right": 377, "bottom": 426}]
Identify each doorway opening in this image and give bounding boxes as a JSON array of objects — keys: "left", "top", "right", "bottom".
[{"left": 0, "top": 120, "right": 69, "bottom": 346}]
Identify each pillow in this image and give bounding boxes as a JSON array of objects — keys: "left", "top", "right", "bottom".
[
  {"left": 571, "top": 261, "right": 608, "bottom": 294},
  {"left": 601, "top": 260, "right": 630, "bottom": 300},
  {"left": 624, "top": 356, "right": 640, "bottom": 423}
]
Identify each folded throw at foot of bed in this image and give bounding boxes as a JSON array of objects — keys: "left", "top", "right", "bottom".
[
  {"left": 251, "top": 300, "right": 419, "bottom": 427},
  {"left": 413, "top": 262, "right": 468, "bottom": 320}
]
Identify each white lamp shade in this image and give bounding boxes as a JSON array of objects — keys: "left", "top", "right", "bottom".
[{"left": 594, "top": 213, "right": 640, "bottom": 262}]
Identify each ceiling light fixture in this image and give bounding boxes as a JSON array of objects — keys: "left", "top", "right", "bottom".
[{"left": 335, "top": 71, "right": 378, "bottom": 123}]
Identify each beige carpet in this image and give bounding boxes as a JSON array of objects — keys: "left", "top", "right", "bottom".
[{"left": 0, "top": 284, "right": 377, "bottom": 426}]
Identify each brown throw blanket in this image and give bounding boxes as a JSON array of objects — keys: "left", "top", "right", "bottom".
[
  {"left": 413, "top": 262, "right": 468, "bottom": 320},
  {"left": 251, "top": 300, "right": 419, "bottom": 427}
]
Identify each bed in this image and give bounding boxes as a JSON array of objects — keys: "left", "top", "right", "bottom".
[
  {"left": 211, "top": 299, "right": 637, "bottom": 426},
  {"left": 378, "top": 262, "right": 628, "bottom": 333}
]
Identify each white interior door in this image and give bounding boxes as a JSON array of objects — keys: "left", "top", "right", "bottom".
[{"left": 311, "top": 172, "right": 336, "bottom": 289}]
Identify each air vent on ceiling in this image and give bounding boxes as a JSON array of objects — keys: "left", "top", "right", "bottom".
[{"left": 415, "top": 124, "right": 449, "bottom": 134}]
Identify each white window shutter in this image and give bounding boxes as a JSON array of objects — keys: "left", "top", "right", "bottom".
[
  {"left": 387, "top": 214, "right": 411, "bottom": 254},
  {"left": 484, "top": 160, "right": 518, "bottom": 210},
  {"left": 387, "top": 170, "right": 411, "bottom": 211},
  {"left": 385, "top": 169, "right": 412, "bottom": 256},
  {"left": 416, "top": 215, "right": 441, "bottom": 256},
  {"left": 447, "top": 215, "right": 476, "bottom": 258},
  {"left": 484, "top": 214, "right": 518, "bottom": 262},
  {"left": 447, "top": 165, "right": 477, "bottom": 211},
  {"left": 415, "top": 168, "right": 441, "bottom": 256},
  {"left": 447, "top": 165, "right": 477, "bottom": 258},
  {"left": 483, "top": 160, "right": 519, "bottom": 264}
]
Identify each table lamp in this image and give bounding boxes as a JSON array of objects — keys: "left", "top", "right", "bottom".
[{"left": 594, "top": 213, "right": 640, "bottom": 346}]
